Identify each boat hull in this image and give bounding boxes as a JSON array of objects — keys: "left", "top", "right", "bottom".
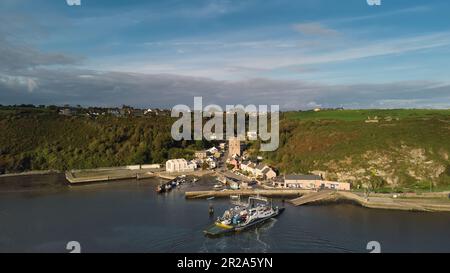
[{"left": 204, "top": 207, "right": 285, "bottom": 236}]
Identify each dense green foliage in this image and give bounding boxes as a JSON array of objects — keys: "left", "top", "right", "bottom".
[{"left": 0, "top": 107, "right": 208, "bottom": 173}]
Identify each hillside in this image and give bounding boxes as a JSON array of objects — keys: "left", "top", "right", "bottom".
[
  {"left": 0, "top": 106, "right": 204, "bottom": 173},
  {"left": 259, "top": 109, "right": 450, "bottom": 192},
  {"left": 1, "top": 107, "right": 449, "bottom": 192}
]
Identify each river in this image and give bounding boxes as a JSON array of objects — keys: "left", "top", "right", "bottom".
[{"left": 0, "top": 175, "right": 449, "bottom": 253}]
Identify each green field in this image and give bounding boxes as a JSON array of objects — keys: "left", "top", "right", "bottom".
[{"left": 284, "top": 109, "right": 450, "bottom": 121}]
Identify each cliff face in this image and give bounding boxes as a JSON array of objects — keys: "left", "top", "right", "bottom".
[{"left": 262, "top": 110, "right": 450, "bottom": 191}]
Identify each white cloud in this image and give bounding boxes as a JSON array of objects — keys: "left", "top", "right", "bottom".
[{"left": 293, "top": 23, "right": 339, "bottom": 36}]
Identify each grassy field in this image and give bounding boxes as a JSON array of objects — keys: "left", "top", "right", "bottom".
[{"left": 284, "top": 109, "right": 450, "bottom": 121}]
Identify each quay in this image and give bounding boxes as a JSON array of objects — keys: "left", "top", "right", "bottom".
[
  {"left": 289, "top": 190, "right": 450, "bottom": 212},
  {"left": 65, "top": 164, "right": 161, "bottom": 184},
  {"left": 65, "top": 166, "right": 214, "bottom": 184},
  {"left": 186, "top": 189, "right": 450, "bottom": 212},
  {"left": 185, "top": 189, "right": 312, "bottom": 199}
]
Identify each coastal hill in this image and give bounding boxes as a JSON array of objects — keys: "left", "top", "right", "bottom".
[
  {"left": 258, "top": 109, "right": 450, "bottom": 192},
  {"left": 0, "top": 106, "right": 200, "bottom": 174},
  {"left": 1, "top": 106, "right": 449, "bottom": 192}
]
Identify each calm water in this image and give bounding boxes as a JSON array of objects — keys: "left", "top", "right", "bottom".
[{"left": 0, "top": 176, "right": 449, "bottom": 253}]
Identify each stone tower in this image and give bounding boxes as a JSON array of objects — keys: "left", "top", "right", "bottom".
[{"left": 228, "top": 137, "right": 241, "bottom": 157}]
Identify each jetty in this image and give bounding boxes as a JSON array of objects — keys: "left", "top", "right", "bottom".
[
  {"left": 289, "top": 190, "right": 335, "bottom": 206},
  {"left": 186, "top": 189, "right": 450, "bottom": 212},
  {"left": 185, "top": 189, "right": 311, "bottom": 199},
  {"left": 65, "top": 166, "right": 214, "bottom": 184},
  {"left": 65, "top": 164, "right": 161, "bottom": 184},
  {"left": 290, "top": 190, "right": 450, "bottom": 212}
]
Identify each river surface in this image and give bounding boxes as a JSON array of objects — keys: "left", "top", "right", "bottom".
[{"left": 0, "top": 175, "right": 449, "bottom": 253}]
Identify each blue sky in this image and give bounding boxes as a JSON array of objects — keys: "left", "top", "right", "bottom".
[{"left": 1, "top": 0, "right": 450, "bottom": 109}]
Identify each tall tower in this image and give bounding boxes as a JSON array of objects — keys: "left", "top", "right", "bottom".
[{"left": 228, "top": 137, "right": 241, "bottom": 157}]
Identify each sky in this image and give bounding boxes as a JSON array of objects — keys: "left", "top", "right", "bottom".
[{"left": 1, "top": 0, "right": 450, "bottom": 110}]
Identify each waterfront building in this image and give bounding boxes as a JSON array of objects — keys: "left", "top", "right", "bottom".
[
  {"left": 240, "top": 161, "right": 256, "bottom": 174},
  {"left": 262, "top": 167, "right": 277, "bottom": 180},
  {"left": 166, "top": 159, "right": 196, "bottom": 173},
  {"left": 284, "top": 174, "right": 350, "bottom": 191}
]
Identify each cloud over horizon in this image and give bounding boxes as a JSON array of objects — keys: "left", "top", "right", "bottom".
[{"left": 0, "top": 0, "right": 449, "bottom": 109}]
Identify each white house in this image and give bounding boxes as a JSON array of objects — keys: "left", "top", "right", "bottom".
[
  {"left": 207, "top": 147, "right": 219, "bottom": 154},
  {"left": 262, "top": 167, "right": 277, "bottom": 180},
  {"left": 166, "top": 159, "right": 196, "bottom": 173}
]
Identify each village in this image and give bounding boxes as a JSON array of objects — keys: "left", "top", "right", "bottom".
[{"left": 165, "top": 136, "right": 351, "bottom": 192}]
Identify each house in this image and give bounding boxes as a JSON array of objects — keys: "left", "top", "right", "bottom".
[
  {"left": 365, "top": 116, "right": 379, "bottom": 123},
  {"left": 207, "top": 147, "right": 219, "bottom": 154},
  {"left": 195, "top": 151, "right": 207, "bottom": 160},
  {"left": 241, "top": 161, "right": 257, "bottom": 175},
  {"left": 165, "top": 159, "right": 196, "bottom": 173},
  {"left": 206, "top": 157, "right": 218, "bottom": 169},
  {"left": 262, "top": 167, "right": 277, "bottom": 180},
  {"left": 284, "top": 174, "right": 350, "bottom": 191},
  {"left": 59, "top": 108, "right": 73, "bottom": 116},
  {"left": 254, "top": 164, "right": 268, "bottom": 178},
  {"left": 272, "top": 176, "right": 285, "bottom": 188},
  {"left": 227, "top": 158, "right": 240, "bottom": 170}
]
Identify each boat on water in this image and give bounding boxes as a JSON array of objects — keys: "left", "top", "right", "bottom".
[
  {"left": 155, "top": 185, "right": 165, "bottom": 193},
  {"left": 156, "top": 176, "right": 196, "bottom": 193},
  {"left": 203, "top": 195, "right": 284, "bottom": 236}
]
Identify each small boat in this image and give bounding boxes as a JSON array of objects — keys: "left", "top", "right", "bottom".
[
  {"left": 206, "top": 196, "right": 215, "bottom": 201},
  {"left": 165, "top": 184, "right": 172, "bottom": 191},
  {"left": 213, "top": 184, "right": 223, "bottom": 189},
  {"left": 203, "top": 196, "right": 284, "bottom": 236},
  {"left": 155, "top": 185, "right": 165, "bottom": 193},
  {"left": 192, "top": 178, "right": 198, "bottom": 183}
]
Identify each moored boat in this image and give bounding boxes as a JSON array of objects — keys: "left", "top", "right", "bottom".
[{"left": 155, "top": 185, "right": 165, "bottom": 193}]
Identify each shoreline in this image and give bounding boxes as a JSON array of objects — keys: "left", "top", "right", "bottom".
[
  {"left": 0, "top": 170, "right": 61, "bottom": 178},
  {"left": 1, "top": 169, "right": 449, "bottom": 212}
]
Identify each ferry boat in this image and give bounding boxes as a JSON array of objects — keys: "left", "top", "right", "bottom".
[{"left": 203, "top": 196, "right": 284, "bottom": 236}]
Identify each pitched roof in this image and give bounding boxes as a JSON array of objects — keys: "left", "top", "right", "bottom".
[
  {"left": 285, "top": 174, "right": 322, "bottom": 181},
  {"left": 256, "top": 164, "right": 266, "bottom": 170}
]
